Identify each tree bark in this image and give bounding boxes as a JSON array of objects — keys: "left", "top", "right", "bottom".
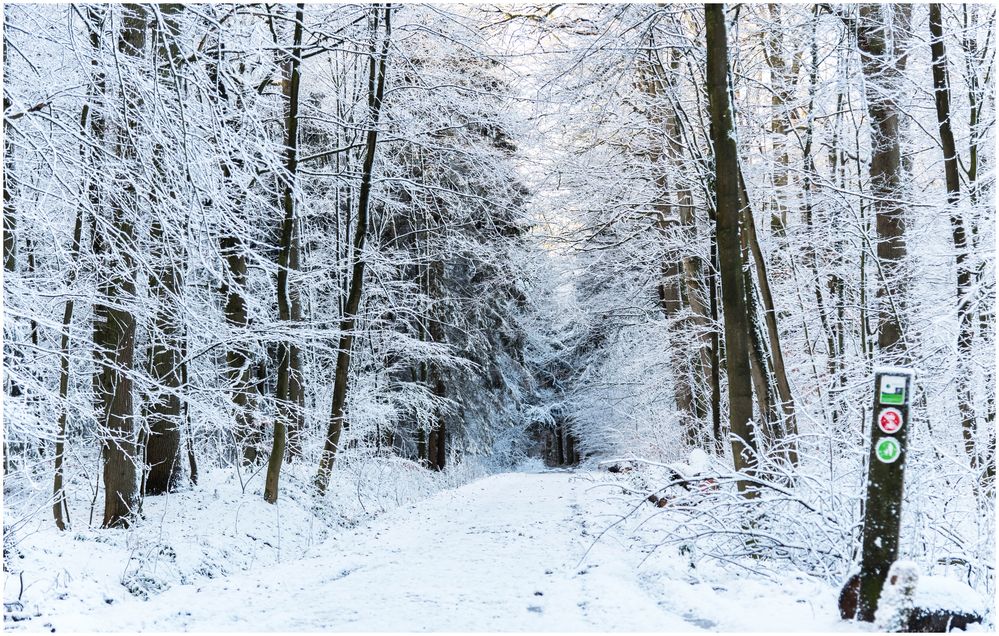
[
  {"left": 205, "top": 18, "right": 261, "bottom": 466},
  {"left": 287, "top": 229, "right": 306, "bottom": 460},
  {"left": 929, "top": 3, "right": 977, "bottom": 471},
  {"left": 856, "top": 4, "right": 908, "bottom": 362},
  {"left": 283, "top": 14, "right": 306, "bottom": 459},
  {"left": 433, "top": 379, "right": 446, "bottom": 471},
  {"left": 53, "top": 87, "right": 97, "bottom": 529},
  {"left": 144, "top": 4, "right": 187, "bottom": 496},
  {"left": 737, "top": 170, "right": 798, "bottom": 465},
  {"left": 3, "top": 13, "right": 15, "bottom": 275},
  {"left": 762, "top": 3, "right": 795, "bottom": 237},
  {"left": 639, "top": 48, "right": 704, "bottom": 449},
  {"left": 739, "top": 189, "right": 778, "bottom": 446},
  {"left": 315, "top": 6, "right": 392, "bottom": 493},
  {"left": 95, "top": 4, "right": 144, "bottom": 528},
  {"left": 705, "top": 3, "right": 757, "bottom": 484},
  {"left": 428, "top": 266, "right": 446, "bottom": 471},
  {"left": 264, "top": 2, "right": 305, "bottom": 504}
]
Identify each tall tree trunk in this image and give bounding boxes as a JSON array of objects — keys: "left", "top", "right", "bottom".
[
  {"left": 428, "top": 261, "right": 446, "bottom": 472},
  {"left": 670, "top": 139, "right": 714, "bottom": 441},
  {"left": 432, "top": 382, "right": 446, "bottom": 471},
  {"left": 315, "top": 6, "right": 392, "bottom": 494},
  {"left": 800, "top": 23, "right": 839, "bottom": 399},
  {"left": 287, "top": 229, "right": 306, "bottom": 460},
  {"left": 737, "top": 170, "right": 798, "bottom": 465},
  {"left": 264, "top": 2, "right": 305, "bottom": 504},
  {"left": 3, "top": 13, "right": 15, "bottom": 275},
  {"left": 705, "top": 3, "right": 757, "bottom": 484},
  {"left": 144, "top": 224, "right": 183, "bottom": 495},
  {"left": 53, "top": 86, "right": 97, "bottom": 529},
  {"left": 221, "top": 229, "right": 260, "bottom": 464},
  {"left": 143, "top": 3, "right": 186, "bottom": 496},
  {"left": 554, "top": 421, "right": 565, "bottom": 466},
  {"left": 929, "top": 3, "right": 978, "bottom": 471},
  {"left": 639, "top": 50, "right": 702, "bottom": 448},
  {"left": 739, "top": 190, "right": 778, "bottom": 447},
  {"left": 762, "top": 3, "right": 796, "bottom": 237},
  {"left": 283, "top": 13, "right": 306, "bottom": 458},
  {"left": 708, "top": 230, "right": 723, "bottom": 455},
  {"left": 95, "top": 4, "right": 144, "bottom": 528},
  {"left": 205, "top": 19, "right": 261, "bottom": 466},
  {"left": 856, "top": 4, "right": 908, "bottom": 363}
]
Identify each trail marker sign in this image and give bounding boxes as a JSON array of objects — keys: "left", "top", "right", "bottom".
[
  {"left": 877, "top": 407, "right": 903, "bottom": 434},
  {"left": 879, "top": 375, "right": 907, "bottom": 405},
  {"left": 850, "top": 367, "right": 914, "bottom": 622},
  {"left": 875, "top": 437, "right": 901, "bottom": 463}
]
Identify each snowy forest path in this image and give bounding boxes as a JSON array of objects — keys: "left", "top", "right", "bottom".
[
  {"left": 41, "top": 471, "right": 842, "bottom": 632},
  {"left": 49, "top": 471, "right": 707, "bottom": 631}
]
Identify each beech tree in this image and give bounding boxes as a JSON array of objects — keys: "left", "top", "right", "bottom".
[
  {"left": 143, "top": 3, "right": 187, "bottom": 496},
  {"left": 705, "top": 3, "right": 756, "bottom": 482}
]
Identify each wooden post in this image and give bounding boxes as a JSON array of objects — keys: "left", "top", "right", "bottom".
[{"left": 854, "top": 367, "right": 914, "bottom": 621}]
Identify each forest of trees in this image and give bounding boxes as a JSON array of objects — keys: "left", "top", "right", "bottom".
[
  {"left": 519, "top": 1, "right": 994, "bottom": 597},
  {"left": 2, "top": 1, "right": 994, "bottom": 612},
  {"left": 4, "top": 3, "right": 539, "bottom": 526}
]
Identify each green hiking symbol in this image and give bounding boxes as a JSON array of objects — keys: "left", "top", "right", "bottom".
[{"left": 876, "top": 437, "right": 901, "bottom": 463}]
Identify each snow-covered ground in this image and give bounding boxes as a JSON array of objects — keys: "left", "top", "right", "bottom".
[{"left": 4, "top": 467, "right": 877, "bottom": 632}]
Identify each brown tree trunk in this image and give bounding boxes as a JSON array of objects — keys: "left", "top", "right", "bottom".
[
  {"left": 3, "top": 14, "right": 15, "bottom": 275},
  {"left": 417, "top": 426, "right": 427, "bottom": 464},
  {"left": 737, "top": 170, "right": 798, "bottom": 465},
  {"left": 433, "top": 379, "right": 446, "bottom": 471},
  {"left": 144, "top": 4, "right": 187, "bottom": 495},
  {"left": 857, "top": 4, "right": 908, "bottom": 363},
  {"left": 315, "top": 6, "right": 392, "bottom": 493},
  {"left": 428, "top": 268, "right": 446, "bottom": 471},
  {"left": 544, "top": 427, "right": 555, "bottom": 466},
  {"left": 284, "top": 45, "right": 305, "bottom": 458},
  {"left": 706, "top": 230, "right": 723, "bottom": 455},
  {"left": 762, "top": 3, "right": 797, "bottom": 237},
  {"left": 264, "top": 2, "right": 305, "bottom": 504},
  {"left": 287, "top": 228, "right": 305, "bottom": 460},
  {"left": 220, "top": 231, "right": 260, "bottom": 464},
  {"left": 427, "top": 426, "right": 438, "bottom": 469},
  {"left": 639, "top": 49, "right": 704, "bottom": 449},
  {"left": 929, "top": 3, "right": 977, "bottom": 471},
  {"left": 706, "top": 3, "right": 757, "bottom": 484},
  {"left": 144, "top": 227, "right": 183, "bottom": 495},
  {"left": 95, "top": 4, "right": 144, "bottom": 528},
  {"left": 554, "top": 422, "right": 565, "bottom": 466},
  {"left": 53, "top": 202, "right": 84, "bottom": 531},
  {"left": 739, "top": 196, "right": 777, "bottom": 446},
  {"left": 53, "top": 91, "right": 98, "bottom": 529},
  {"left": 660, "top": 43, "right": 714, "bottom": 431},
  {"left": 205, "top": 21, "right": 261, "bottom": 466}
]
